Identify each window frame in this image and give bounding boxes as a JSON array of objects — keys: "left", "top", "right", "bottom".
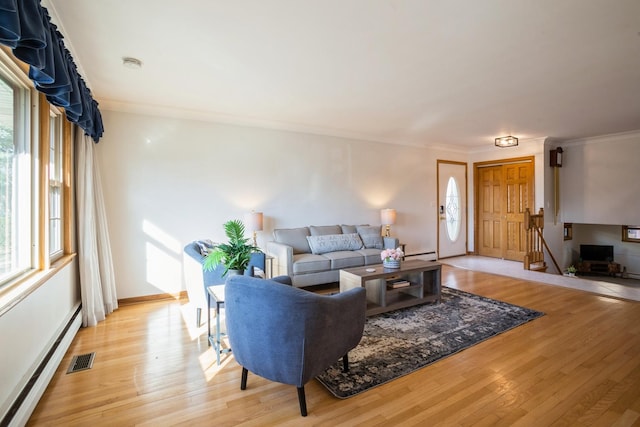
[
  {"left": 0, "top": 58, "right": 33, "bottom": 285},
  {"left": 48, "top": 107, "right": 64, "bottom": 260},
  {"left": 0, "top": 47, "right": 75, "bottom": 305},
  {"left": 563, "top": 223, "right": 573, "bottom": 241},
  {"left": 622, "top": 226, "right": 640, "bottom": 243}
]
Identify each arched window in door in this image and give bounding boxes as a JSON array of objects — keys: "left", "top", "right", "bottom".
[{"left": 445, "top": 176, "right": 461, "bottom": 242}]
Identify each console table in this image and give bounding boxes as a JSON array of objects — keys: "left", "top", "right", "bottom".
[{"left": 339, "top": 259, "right": 441, "bottom": 316}]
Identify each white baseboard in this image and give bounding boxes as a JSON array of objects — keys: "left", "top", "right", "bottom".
[{"left": 6, "top": 305, "right": 82, "bottom": 427}]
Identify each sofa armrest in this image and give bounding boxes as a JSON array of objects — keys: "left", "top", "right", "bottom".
[
  {"left": 271, "top": 275, "right": 293, "bottom": 285},
  {"left": 183, "top": 248, "right": 206, "bottom": 310},
  {"left": 383, "top": 236, "right": 399, "bottom": 250},
  {"left": 266, "top": 241, "right": 294, "bottom": 277},
  {"left": 302, "top": 288, "right": 366, "bottom": 380}
]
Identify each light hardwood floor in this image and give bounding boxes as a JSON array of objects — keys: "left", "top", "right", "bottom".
[{"left": 28, "top": 266, "right": 640, "bottom": 426}]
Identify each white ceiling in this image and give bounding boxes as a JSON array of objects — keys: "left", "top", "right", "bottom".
[{"left": 45, "top": 0, "right": 640, "bottom": 149}]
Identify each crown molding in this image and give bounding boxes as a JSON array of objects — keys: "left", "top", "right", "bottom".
[{"left": 559, "top": 130, "right": 640, "bottom": 147}]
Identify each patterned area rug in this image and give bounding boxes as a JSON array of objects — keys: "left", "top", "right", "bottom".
[{"left": 316, "top": 287, "right": 544, "bottom": 398}]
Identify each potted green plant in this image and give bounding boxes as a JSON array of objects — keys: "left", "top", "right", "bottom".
[
  {"left": 566, "top": 265, "right": 577, "bottom": 276},
  {"left": 203, "top": 219, "right": 261, "bottom": 277}
]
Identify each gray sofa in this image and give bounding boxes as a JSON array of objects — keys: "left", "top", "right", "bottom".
[{"left": 266, "top": 224, "right": 399, "bottom": 287}]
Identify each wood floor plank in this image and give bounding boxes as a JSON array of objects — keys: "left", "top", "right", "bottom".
[{"left": 26, "top": 265, "right": 640, "bottom": 426}]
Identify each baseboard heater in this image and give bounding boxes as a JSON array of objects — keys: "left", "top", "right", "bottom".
[{"left": 1, "top": 304, "right": 82, "bottom": 427}]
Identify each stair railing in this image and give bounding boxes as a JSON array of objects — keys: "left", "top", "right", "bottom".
[{"left": 524, "top": 208, "right": 561, "bottom": 274}]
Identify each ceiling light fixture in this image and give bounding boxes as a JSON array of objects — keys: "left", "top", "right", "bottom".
[
  {"left": 495, "top": 135, "right": 518, "bottom": 148},
  {"left": 122, "top": 57, "right": 143, "bottom": 69}
]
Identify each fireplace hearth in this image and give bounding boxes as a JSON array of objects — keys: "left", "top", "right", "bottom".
[{"left": 578, "top": 244, "right": 620, "bottom": 276}]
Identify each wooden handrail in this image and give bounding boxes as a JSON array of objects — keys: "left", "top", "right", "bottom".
[
  {"left": 523, "top": 208, "right": 561, "bottom": 274},
  {"left": 530, "top": 222, "right": 562, "bottom": 274}
]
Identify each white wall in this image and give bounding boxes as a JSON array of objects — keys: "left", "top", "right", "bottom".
[
  {"left": 95, "top": 112, "right": 640, "bottom": 297},
  {"left": 97, "top": 110, "right": 464, "bottom": 298},
  {"left": 0, "top": 261, "right": 80, "bottom": 421},
  {"left": 556, "top": 131, "right": 640, "bottom": 273},
  {"left": 561, "top": 131, "right": 640, "bottom": 225}
]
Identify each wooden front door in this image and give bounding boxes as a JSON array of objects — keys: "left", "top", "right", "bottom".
[{"left": 476, "top": 158, "right": 534, "bottom": 261}]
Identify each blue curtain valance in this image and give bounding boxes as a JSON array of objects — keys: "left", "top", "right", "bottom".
[{"left": 0, "top": 0, "right": 103, "bottom": 142}]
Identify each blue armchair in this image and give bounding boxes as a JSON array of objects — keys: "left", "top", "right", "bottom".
[
  {"left": 224, "top": 275, "right": 366, "bottom": 416},
  {"left": 183, "top": 241, "right": 268, "bottom": 326}
]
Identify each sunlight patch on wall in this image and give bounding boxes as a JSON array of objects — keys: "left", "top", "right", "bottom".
[
  {"left": 143, "top": 219, "right": 182, "bottom": 293},
  {"left": 143, "top": 220, "right": 181, "bottom": 254},
  {"left": 145, "top": 242, "right": 182, "bottom": 294}
]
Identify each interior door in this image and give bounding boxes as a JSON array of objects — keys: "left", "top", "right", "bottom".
[
  {"left": 477, "top": 166, "right": 503, "bottom": 258},
  {"left": 476, "top": 159, "right": 534, "bottom": 261},
  {"left": 503, "top": 162, "right": 533, "bottom": 261},
  {"left": 437, "top": 161, "right": 467, "bottom": 258}
]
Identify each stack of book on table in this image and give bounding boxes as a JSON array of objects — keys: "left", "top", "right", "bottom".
[{"left": 387, "top": 279, "right": 411, "bottom": 289}]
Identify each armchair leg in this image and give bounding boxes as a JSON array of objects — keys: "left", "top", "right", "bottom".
[
  {"left": 297, "top": 386, "right": 308, "bottom": 417},
  {"left": 342, "top": 353, "right": 349, "bottom": 372},
  {"left": 241, "top": 367, "right": 248, "bottom": 390},
  {"left": 196, "top": 307, "right": 202, "bottom": 327}
]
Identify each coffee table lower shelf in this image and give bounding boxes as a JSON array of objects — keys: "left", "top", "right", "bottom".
[{"left": 340, "top": 259, "right": 442, "bottom": 316}]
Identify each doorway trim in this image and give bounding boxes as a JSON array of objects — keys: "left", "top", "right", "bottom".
[{"left": 437, "top": 160, "right": 468, "bottom": 259}]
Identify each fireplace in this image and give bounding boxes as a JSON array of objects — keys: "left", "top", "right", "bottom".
[
  {"left": 578, "top": 244, "right": 619, "bottom": 276},
  {"left": 580, "top": 245, "right": 614, "bottom": 262}
]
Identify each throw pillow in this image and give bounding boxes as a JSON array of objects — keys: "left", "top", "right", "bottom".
[
  {"left": 195, "top": 239, "right": 214, "bottom": 256},
  {"left": 309, "top": 225, "right": 342, "bottom": 236},
  {"left": 339, "top": 224, "right": 359, "bottom": 234},
  {"left": 341, "top": 224, "right": 369, "bottom": 234},
  {"left": 306, "top": 233, "right": 364, "bottom": 255},
  {"left": 356, "top": 225, "right": 383, "bottom": 249}
]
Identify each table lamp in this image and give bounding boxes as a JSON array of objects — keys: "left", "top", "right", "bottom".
[
  {"left": 244, "top": 211, "right": 264, "bottom": 247},
  {"left": 380, "top": 208, "right": 396, "bottom": 237}
]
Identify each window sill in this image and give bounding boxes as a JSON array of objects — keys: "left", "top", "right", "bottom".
[{"left": 0, "top": 253, "right": 77, "bottom": 317}]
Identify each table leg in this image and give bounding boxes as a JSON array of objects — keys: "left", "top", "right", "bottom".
[
  {"left": 206, "top": 286, "right": 230, "bottom": 365},
  {"left": 207, "top": 291, "right": 212, "bottom": 347},
  {"left": 215, "top": 302, "right": 221, "bottom": 365}
]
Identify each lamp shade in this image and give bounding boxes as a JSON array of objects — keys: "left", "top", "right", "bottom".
[
  {"left": 380, "top": 208, "right": 397, "bottom": 225},
  {"left": 244, "top": 211, "right": 263, "bottom": 232}
]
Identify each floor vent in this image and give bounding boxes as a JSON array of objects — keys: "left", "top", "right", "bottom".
[{"left": 67, "top": 352, "right": 95, "bottom": 374}]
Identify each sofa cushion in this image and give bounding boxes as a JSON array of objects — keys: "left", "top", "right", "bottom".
[
  {"left": 309, "top": 225, "right": 342, "bottom": 236},
  {"left": 357, "top": 225, "right": 384, "bottom": 249},
  {"left": 292, "top": 253, "right": 331, "bottom": 274},
  {"left": 273, "top": 227, "right": 311, "bottom": 254},
  {"left": 323, "top": 251, "right": 365, "bottom": 270},
  {"left": 306, "top": 233, "right": 363, "bottom": 255},
  {"left": 357, "top": 248, "right": 384, "bottom": 265}
]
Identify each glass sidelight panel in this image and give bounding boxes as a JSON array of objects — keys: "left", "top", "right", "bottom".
[{"left": 445, "top": 177, "right": 461, "bottom": 242}]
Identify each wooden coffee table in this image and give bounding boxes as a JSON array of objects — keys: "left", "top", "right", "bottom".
[{"left": 340, "top": 259, "right": 442, "bottom": 316}]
